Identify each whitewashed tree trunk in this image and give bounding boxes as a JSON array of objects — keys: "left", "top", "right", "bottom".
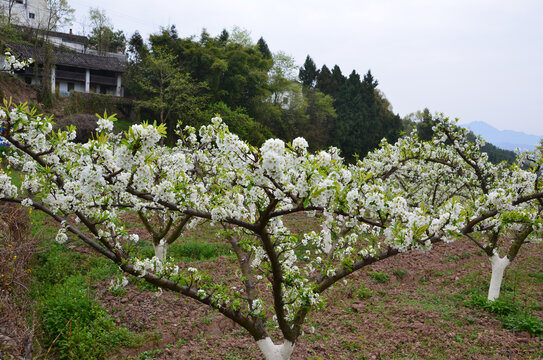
[
  {"left": 153, "top": 241, "right": 169, "bottom": 263},
  {"left": 488, "top": 253, "right": 510, "bottom": 301},
  {"left": 256, "top": 338, "right": 295, "bottom": 360}
]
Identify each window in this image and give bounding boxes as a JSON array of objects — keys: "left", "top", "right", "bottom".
[
  {"left": 15, "top": 0, "right": 24, "bottom": 4},
  {"left": 67, "top": 82, "right": 74, "bottom": 92},
  {"left": 28, "top": 13, "right": 35, "bottom": 19}
]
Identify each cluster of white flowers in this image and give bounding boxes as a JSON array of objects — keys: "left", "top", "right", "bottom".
[
  {"left": 2, "top": 51, "right": 34, "bottom": 74},
  {"left": 109, "top": 276, "right": 129, "bottom": 290},
  {"left": 96, "top": 117, "right": 114, "bottom": 133},
  {"left": 55, "top": 228, "right": 68, "bottom": 244}
]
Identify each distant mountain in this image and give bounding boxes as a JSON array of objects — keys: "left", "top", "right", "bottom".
[{"left": 463, "top": 121, "right": 541, "bottom": 151}]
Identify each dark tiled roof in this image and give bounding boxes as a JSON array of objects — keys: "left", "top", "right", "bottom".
[
  {"left": 8, "top": 43, "right": 127, "bottom": 73},
  {"left": 13, "top": 25, "right": 89, "bottom": 46},
  {"left": 46, "top": 30, "right": 89, "bottom": 45}
]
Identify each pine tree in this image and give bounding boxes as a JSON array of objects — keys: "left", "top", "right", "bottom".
[
  {"left": 218, "top": 29, "right": 229, "bottom": 45},
  {"left": 298, "top": 55, "right": 319, "bottom": 88},
  {"left": 256, "top": 37, "right": 272, "bottom": 59},
  {"left": 316, "top": 65, "right": 332, "bottom": 93}
]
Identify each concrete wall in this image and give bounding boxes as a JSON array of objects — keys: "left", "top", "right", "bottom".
[{"left": 1, "top": 0, "right": 48, "bottom": 29}]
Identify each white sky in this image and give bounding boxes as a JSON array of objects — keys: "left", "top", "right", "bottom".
[{"left": 66, "top": 0, "right": 543, "bottom": 135}]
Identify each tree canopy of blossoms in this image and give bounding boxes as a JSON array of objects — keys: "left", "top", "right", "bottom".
[
  {"left": 0, "top": 103, "right": 541, "bottom": 359},
  {"left": 364, "top": 116, "right": 543, "bottom": 301}
]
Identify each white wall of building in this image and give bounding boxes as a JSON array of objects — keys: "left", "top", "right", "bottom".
[
  {"left": 48, "top": 36, "right": 87, "bottom": 52},
  {"left": 1, "top": 0, "right": 49, "bottom": 29}
]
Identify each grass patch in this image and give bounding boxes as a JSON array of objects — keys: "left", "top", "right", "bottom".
[
  {"left": 169, "top": 240, "right": 232, "bottom": 260},
  {"left": 134, "top": 240, "right": 232, "bottom": 261},
  {"left": 529, "top": 272, "right": 543, "bottom": 284},
  {"left": 354, "top": 284, "right": 375, "bottom": 300},
  {"left": 41, "top": 275, "right": 131, "bottom": 359},
  {"left": 467, "top": 293, "right": 543, "bottom": 338},
  {"left": 392, "top": 268, "right": 407, "bottom": 279},
  {"left": 501, "top": 312, "right": 543, "bottom": 338},
  {"left": 369, "top": 271, "right": 390, "bottom": 284},
  {"left": 467, "top": 294, "right": 520, "bottom": 316},
  {"left": 30, "top": 236, "right": 134, "bottom": 359}
]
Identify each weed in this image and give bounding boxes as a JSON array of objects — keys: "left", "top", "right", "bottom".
[
  {"left": 341, "top": 339, "right": 362, "bottom": 351},
  {"left": 468, "top": 293, "right": 543, "bottom": 338},
  {"left": 467, "top": 294, "right": 519, "bottom": 316},
  {"left": 176, "top": 338, "right": 187, "bottom": 348},
  {"left": 501, "top": 312, "right": 543, "bottom": 338},
  {"left": 355, "top": 284, "right": 374, "bottom": 299},
  {"left": 392, "top": 268, "right": 407, "bottom": 279},
  {"left": 132, "top": 348, "right": 164, "bottom": 360},
  {"left": 529, "top": 272, "right": 543, "bottom": 284},
  {"left": 369, "top": 271, "right": 390, "bottom": 284},
  {"left": 418, "top": 274, "right": 431, "bottom": 284},
  {"left": 133, "top": 277, "right": 159, "bottom": 292}
]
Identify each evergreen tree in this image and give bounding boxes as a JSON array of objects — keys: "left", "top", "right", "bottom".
[
  {"left": 328, "top": 65, "right": 345, "bottom": 96},
  {"left": 256, "top": 37, "right": 272, "bottom": 59},
  {"left": 316, "top": 65, "right": 332, "bottom": 92},
  {"left": 298, "top": 55, "right": 319, "bottom": 88},
  {"left": 218, "top": 29, "right": 229, "bottom": 45}
]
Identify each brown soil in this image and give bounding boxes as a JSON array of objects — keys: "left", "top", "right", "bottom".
[
  {"left": 92, "top": 237, "right": 543, "bottom": 360},
  {"left": 0, "top": 203, "right": 39, "bottom": 360},
  {"left": 0, "top": 74, "right": 38, "bottom": 104}
]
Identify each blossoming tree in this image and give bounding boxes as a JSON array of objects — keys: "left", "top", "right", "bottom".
[
  {"left": 366, "top": 117, "right": 543, "bottom": 301},
  {"left": 0, "top": 102, "right": 467, "bottom": 359}
]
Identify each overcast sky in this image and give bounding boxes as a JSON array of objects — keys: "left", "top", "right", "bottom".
[{"left": 66, "top": 0, "right": 543, "bottom": 135}]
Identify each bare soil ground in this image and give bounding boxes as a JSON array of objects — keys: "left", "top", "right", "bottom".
[
  {"left": 96, "top": 237, "right": 542, "bottom": 360},
  {"left": 0, "top": 203, "right": 39, "bottom": 360},
  {"left": 0, "top": 74, "right": 38, "bottom": 104}
]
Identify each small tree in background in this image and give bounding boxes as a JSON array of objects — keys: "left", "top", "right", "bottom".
[{"left": 88, "top": 8, "right": 126, "bottom": 54}]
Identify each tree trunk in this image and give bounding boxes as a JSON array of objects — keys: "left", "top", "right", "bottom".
[
  {"left": 153, "top": 241, "right": 169, "bottom": 263},
  {"left": 487, "top": 253, "right": 510, "bottom": 301},
  {"left": 256, "top": 338, "right": 294, "bottom": 360}
]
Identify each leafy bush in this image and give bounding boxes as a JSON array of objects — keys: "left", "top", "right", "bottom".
[{"left": 54, "top": 114, "right": 98, "bottom": 143}]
